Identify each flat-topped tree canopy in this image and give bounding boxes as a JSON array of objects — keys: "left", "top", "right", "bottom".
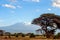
[
  {"left": 32, "top": 13, "right": 60, "bottom": 29},
  {"left": 40, "top": 13, "right": 60, "bottom": 20}
]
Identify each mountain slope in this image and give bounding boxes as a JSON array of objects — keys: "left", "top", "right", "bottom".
[{"left": 0, "top": 22, "right": 40, "bottom": 33}]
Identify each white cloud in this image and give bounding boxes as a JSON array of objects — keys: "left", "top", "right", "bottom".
[
  {"left": 48, "top": 8, "right": 52, "bottom": 11},
  {"left": 17, "top": 5, "right": 22, "bottom": 8},
  {"left": 23, "top": 0, "right": 40, "bottom": 2},
  {"left": 32, "top": 0, "right": 40, "bottom": 2},
  {"left": 52, "top": 0, "right": 60, "bottom": 8},
  {"left": 2, "top": 4, "right": 16, "bottom": 9},
  {"left": 24, "top": 22, "right": 31, "bottom": 26}
]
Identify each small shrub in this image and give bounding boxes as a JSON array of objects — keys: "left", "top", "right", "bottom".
[{"left": 30, "top": 33, "right": 35, "bottom": 38}]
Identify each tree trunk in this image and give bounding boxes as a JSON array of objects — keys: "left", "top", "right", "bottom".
[{"left": 45, "top": 30, "right": 54, "bottom": 39}]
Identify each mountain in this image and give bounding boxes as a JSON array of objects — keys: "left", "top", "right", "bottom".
[{"left": 0, "top": 22, "right": 40, "bottom": 33}]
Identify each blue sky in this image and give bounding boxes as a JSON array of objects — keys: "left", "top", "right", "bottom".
[{"left": 0, "top": 0, "right": 60, "bottom": 26}]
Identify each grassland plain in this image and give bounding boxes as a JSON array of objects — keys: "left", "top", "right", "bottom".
[
  {"left": 0, "top": 38, "right": 60, "bottom": 40},
  {"left": 0, "top": 36, "right": 60, "bottom": 40}
]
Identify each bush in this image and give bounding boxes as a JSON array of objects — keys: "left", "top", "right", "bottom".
[
  {"left": 22, "top": 34, "right": 25, "bottom": 37},
  {"left": 30, "top": 33, "right": 35, "bottom": 38},
  {"left": 54, "top": 33, "right": 60, "bottom": 39}
]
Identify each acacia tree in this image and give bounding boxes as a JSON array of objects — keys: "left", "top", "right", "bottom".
[{"left": 32, "top": 13, "right": 60, "bottom": 38}]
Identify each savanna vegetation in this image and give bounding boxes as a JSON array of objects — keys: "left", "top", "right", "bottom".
[{"left": 0, "top": 13, "right": 60, "bottom": 40}]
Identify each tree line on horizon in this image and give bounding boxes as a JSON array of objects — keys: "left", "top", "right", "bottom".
[{"left": 0, "top": 29, "right": 60, "bottom": 39}]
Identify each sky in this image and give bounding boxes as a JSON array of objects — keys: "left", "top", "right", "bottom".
[{"left": 0, "top": 0, "right": 60, "bottom": 26}]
